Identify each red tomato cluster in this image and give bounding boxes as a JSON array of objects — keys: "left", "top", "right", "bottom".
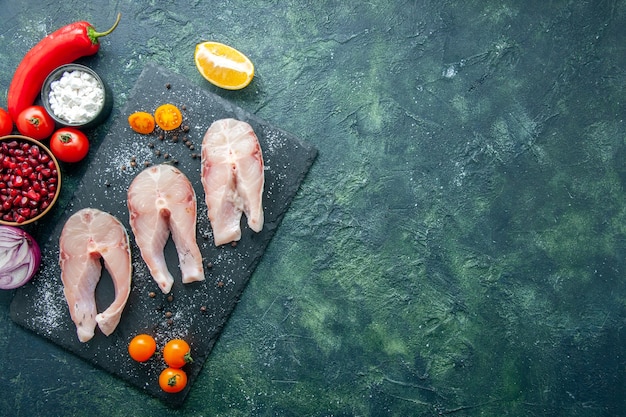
[
  {"left": 128, "top": 334, "right": 193, "bottom": 394},
  {"left": 0, "top": 105, "right": 90, "bottom": 164}
]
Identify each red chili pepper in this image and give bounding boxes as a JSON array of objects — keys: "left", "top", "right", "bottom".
[{"left": 7, "top": 13, "right": 121, "bottom": 122}]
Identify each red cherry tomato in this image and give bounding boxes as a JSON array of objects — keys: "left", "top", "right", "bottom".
[
  {"left": 49, "top": 128, "right": 89, "bottom": 163},
  {"left": 15, "top": 105, "right": 55, "bottom": 140},
  {"left": 0, "top": 108, "right": 13, "bottom": 136}
]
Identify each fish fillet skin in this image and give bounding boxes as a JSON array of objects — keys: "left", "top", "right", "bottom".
[
  {"left": 59, "top": 208, "right": 132, "bottom": 343},
  {"left": 201, "top": 118, "right": 264, "bottom": 246},
  {"left": 128, "top": 164, "right": 204, "bottom": 293}
]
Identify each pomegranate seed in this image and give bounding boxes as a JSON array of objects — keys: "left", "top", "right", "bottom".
[
  {"left": 21, "top": 166, "right": 33, "bottom": 178},
  {"left": 18, "top": 207, "right": 31, "bottom": 218},
  {"left": 26, "top": 189, "right": 40, "bottom": 202},
  {"left": 13, "top": 175, "right": 24, "bottom": 187}
]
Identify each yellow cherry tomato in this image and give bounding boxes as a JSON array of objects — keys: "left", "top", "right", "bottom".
[
  {"left": 154, "top": 104, "right": 182, "bottom": 131},
  {"left": 128, "top": 111, "right": 155, "bottom": 134}
]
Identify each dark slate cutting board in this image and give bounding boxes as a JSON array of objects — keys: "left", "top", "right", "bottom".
[{"left": 9, "top": 63, "right": 317, "bottom": 408}]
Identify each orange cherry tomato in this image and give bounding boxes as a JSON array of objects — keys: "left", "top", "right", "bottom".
[
  {"left": 162, "top": 338, "right": 193, "bottom": 368},
  {"left": 154, "top": 104, "right": 182, "bottom": 131},
  {"left": 128, "top": 334, "right": 157, "bottom": 362},
  {"left": 159, "top": 367, "right": 188, "bottom": 393},
  {"left": 128, "top": 111, "right": 155, "bottom": 134}
]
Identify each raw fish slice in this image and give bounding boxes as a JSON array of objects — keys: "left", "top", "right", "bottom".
[
  {"left": 59, "top": 208, "right": 132, "bottom": 343},
  {"left": 201, "top": 118, "right": 264, "bottom": 246},
  {"left": 127, "top": 164, "right": 204, "bottom": 294}
]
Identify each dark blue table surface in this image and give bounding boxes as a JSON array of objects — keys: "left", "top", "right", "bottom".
[{"left": 1, "top": 1, "right": 625, "bottom": 416}]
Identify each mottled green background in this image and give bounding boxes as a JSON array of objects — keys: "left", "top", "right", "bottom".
[{"left": 1, "top": 1, "right": 625, "bottom": 416}]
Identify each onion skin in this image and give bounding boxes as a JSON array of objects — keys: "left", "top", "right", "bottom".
[{"left": 0, "top": 225, "right": 41, "bottom": 290}]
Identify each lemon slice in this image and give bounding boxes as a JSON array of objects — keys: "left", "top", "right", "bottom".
[{"left": 194, "top": 41, "right": 254, "bottom": 90}]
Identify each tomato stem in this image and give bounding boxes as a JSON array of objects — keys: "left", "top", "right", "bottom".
[
  {"left": 167, "top": 374, "right": 179, "bottom": 387},
  {"left": 59, "top": 133, "right": 73, "bottom": 143}
]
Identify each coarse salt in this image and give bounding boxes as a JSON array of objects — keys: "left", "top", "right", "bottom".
[{"left": 48, "top": 70, "right": 105, "bottom": 124}]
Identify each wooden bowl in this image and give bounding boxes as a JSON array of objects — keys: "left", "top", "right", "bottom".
[{"left": 0, "top": 135, "right": 62, "bottom": 226}]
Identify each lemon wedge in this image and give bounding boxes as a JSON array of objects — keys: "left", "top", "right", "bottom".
[{"left": 194, "top": 41, "right": 254, "bottom": 90}]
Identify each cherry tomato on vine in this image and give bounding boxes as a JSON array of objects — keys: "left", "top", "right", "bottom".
[
  {"left": 163, "top": 338, "right": 193, "bottom": 368},
  {"left": 15, "top": 105, "right": 55, "bottom": 140},
  {"left": 128, "top": 334, "right": 157, "bottom": 362},
  {"left": 159, "top": 367, "right": 188, "bottom": 393},
  {"left": 0, "top": 108, "right": 13, "bottom": 136},
  {"left": 49, "top": 128, "right": 90, "bottom": 163}
]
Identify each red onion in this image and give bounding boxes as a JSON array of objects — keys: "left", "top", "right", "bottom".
[{"left": 0, "top": 225, "right": 41, "bottom": 289}]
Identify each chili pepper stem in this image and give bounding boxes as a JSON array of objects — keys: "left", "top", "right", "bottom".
[{"left": 88, "top": 13, "right": 121, "bottom": 44}]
